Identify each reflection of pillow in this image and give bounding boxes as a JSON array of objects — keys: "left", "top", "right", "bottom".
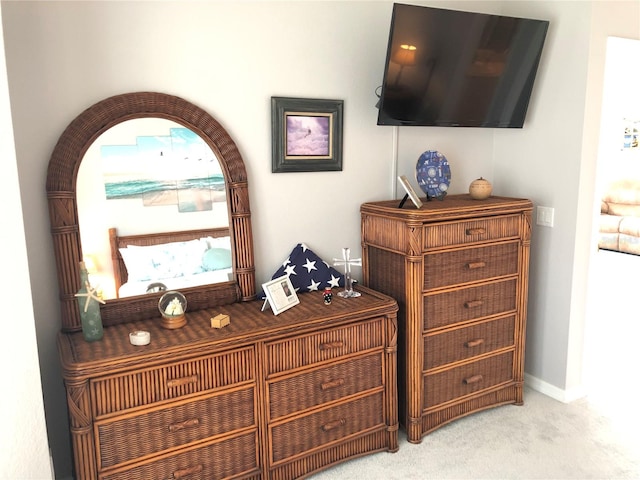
[
  {"left": 204, "top": 236, "right": 231, "bottom": 249},
  {"left": 202, "top": 248, "right": 232, "bottom": 271},
  {"left": 119, "top": 247, "right": 154, "bottom": 282},
  {"left": 268, "top": 243, "right": 344, "bottom": 293},
  {"left": 121, "top": 239, "right": 207, "bottom": 281}
]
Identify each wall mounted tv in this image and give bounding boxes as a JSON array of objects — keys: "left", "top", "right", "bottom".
[{"left": 377, "top": 3, "right": 549, "bottom": 128}]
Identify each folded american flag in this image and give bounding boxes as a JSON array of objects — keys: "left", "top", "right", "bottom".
[{"left": 269, "top": 243, "right": 344, "bottom": 293}]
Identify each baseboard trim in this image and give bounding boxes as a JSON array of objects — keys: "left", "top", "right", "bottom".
[{"left": 525, "top": 373, "right": 587, "bottom": 403}]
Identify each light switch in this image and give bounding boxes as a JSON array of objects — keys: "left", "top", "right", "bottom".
[{"left": 537, "top": 206, "right": 554, "bottom": 227}]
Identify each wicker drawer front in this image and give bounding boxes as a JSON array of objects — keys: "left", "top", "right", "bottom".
[
  {"left": 99, "top": 431, "right": 258, "bottom": 480},
  {"left": 270, "top": 391, "right": 384, "bottom": 463},
  {"left": 266, "top": 318, "right": 384, "bottom": 375},
  {"left": 424, "top": 241, "right": 519, "bottom": 290},
  {"left": 423, "top": 278, "right": 517, "bottom": 331},
  {"left": 423, "top": 351, "right": 514, "bottom": 408},
  {"left": 424, "top": 315, "right": 515, "bottom": 370},
  {"left": 96, "top": 386, "right": 256, "bottom": 469},
  {"left": 91, "top": 346, "right": 255, "bottom": 416},
  {"left": 423, "top": 215, "right": 521, "bottom": 249},
  {"left": 268, "top": 353, "right": 383, "bottom": 420}
]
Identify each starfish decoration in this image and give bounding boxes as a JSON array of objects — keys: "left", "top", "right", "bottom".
[{"left": 75, "top": 281, "right": 105, "bottom": 313}]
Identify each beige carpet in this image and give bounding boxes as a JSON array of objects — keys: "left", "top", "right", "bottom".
[
  {"left": 310, "top": 387, "right": 640, "bottom": 479},
  {"left": 311, "top": 250, "right": 640, "bottom": 479}
]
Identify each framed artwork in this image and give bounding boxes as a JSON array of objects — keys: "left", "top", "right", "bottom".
[
  {"left": 398, "top": 175, "right": 423, "bottom": 209},
  {"left": 261, "top": 275, "right": 300, "bottom": 315},
  {"left": 271, "top": 97, "right": 343, "bottom": 173},
  {"left": 622, "top": 118, "right": 639, "bottom": 151}
]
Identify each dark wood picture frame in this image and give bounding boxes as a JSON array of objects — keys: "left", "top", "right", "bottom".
[{"left": 271, "top": 96, "right": 343, "bottom": 173}]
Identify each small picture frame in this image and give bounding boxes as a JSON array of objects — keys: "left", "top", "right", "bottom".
[
  {"left": 271, "top": 97, "right": 343, "bottom": 173},
  {"left": 261, "top": 275, "right": 300, "bottom": 315},
  {"left": 398, "top": 175, "right": 423, "bottom": 209}
]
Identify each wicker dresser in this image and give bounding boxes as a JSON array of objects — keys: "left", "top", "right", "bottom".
[
  {"left": 58, "top": 286, "right": 398, "bottom": 479},
  {"left": 360, "top": 195, "right": 532, "bottom": 443}
]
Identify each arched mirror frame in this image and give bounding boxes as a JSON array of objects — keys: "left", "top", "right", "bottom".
[{"left": 47, "top": 92, "right": 256, "bottom": 332}]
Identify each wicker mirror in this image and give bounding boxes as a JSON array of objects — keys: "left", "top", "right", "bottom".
[
  {"left": 47, "top": 92, "right": 256, "bottom": 332},
  {"left": 76, "top": 117, "right": 230, "bottom": 301}
]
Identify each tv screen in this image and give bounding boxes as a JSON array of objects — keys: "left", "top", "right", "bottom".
[{"left": 377, "top": 3, "right": 549, "bottom": 128}]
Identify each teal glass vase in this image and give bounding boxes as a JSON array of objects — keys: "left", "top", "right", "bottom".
[{"left": 77, "top": 261, "right": 104, "bottom": 342}]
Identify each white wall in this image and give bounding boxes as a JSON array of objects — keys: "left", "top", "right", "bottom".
[
  {"left": 1, "top": 1, "right": 638, "bottom": 478},
  {"left": 0, "top": 6, "right": 53, "bottom": 479}
]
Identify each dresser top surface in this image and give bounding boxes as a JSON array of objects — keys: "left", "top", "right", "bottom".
[
  {"left": 58, "top": 286, "right": 397, "bottom": 377},
  {"left": 361, "top": 195, "right": 532, "bottom": 222}
]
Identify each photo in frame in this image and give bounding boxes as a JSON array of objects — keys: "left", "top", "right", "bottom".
[
  {"left": 271, "top": 97, "right": 343, "bottom": 173},
  {"left": 261, "top": 274, "right": 300, "bottom": 315},
  {"left": 398, "top": 175, "right": 423, "bottom": 209}
]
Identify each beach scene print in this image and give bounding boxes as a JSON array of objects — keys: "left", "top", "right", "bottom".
[
  {"left": 102, "top": 127, "right": 225, "bottom": 212},
  {"left": 285, "top": 114, "right": 331, "bottom": 158}
]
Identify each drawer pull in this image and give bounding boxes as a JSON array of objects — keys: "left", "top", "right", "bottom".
[
  {"left": 319, "top": 341, "right": 344, "bottom": 351},
  {"left": 466, "top": 227, "right": 486, "bottom": 235},
  {"left": 464, "top": 300, "right": 484, "bottom": 309},
  {"left": 167, "top": 375, "right": 198, "bottom": 388},
  {"left": 168, "top": 418, "right": 200, "bottom": 432},
  {"left": 466, "top": 261, "right": 486, "bottom": 269},
  {"left": 465, "top": 339, "right": 485, "bottom": 348},
  {"left": 321, "top": 378, "right": 345, "bottom": 390},
  {"left": 463, "top": 374, "right": 484, "bottom": 385},
  {"left": 321, "top": 417, "right": 347, "bottom": 432},
  {"left": 173, "top": 464, "right": 203, "bottom": 478}
]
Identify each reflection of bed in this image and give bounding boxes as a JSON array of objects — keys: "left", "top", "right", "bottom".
[{"left": 109, "top": 227, "right": 233, "bottom": 298}]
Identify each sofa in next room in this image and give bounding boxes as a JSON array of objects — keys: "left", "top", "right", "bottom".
[{"left": 599, "top": 179, "right": 640, "bottom": 255}]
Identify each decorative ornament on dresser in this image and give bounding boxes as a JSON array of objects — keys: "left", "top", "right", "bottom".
[
  {"left": 416, "top": 150, "right": 451, "bottom": 201},
  {"left": 75, "top": 261, "right": 105, "bottom": 342},
  {"left": 158, "top": 290, "right": 187, "bottom": 329},
  {"left": 323, "top": 286, "right": 333, "bottom": 305},
  {"left": 469, "top": 177, "right": 493, "bottom": 200},
  {"left": 333, "top": 247, "right": 362, "bottom": 298}
]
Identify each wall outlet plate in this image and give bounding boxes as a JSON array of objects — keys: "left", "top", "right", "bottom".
[{"left": 537, "top": 206, "right": 555, "bottom": 227}]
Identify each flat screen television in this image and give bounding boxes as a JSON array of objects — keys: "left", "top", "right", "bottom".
[{"left": 377, "top": 3, "right": 549, "bottom": 128}]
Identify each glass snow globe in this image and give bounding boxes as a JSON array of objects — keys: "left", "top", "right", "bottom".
[{"left": 158, "top": 291, "right": 187, "bottom": 329}]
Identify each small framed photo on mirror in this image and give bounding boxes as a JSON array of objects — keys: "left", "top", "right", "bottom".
[
  {"left": 398, "top": 175, "right": 423, "bottom": 209},
  {"left": 261, "top": 275, "right": 300, "bottom": 315}
]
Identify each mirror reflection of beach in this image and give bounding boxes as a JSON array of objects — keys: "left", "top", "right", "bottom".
[
  {"left": 142, "top": 187, "right": 226, "bottom": 210},
  {"left": 77, "top": 117, "right": 230, "bottom": 300}
]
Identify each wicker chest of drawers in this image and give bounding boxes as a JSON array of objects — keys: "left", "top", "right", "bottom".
[
  {"left": 58, "top": 286, "right": 398, "bottom": 479},
  {"left": 361, "top": 195, "right": 532, "bottom": 442}
]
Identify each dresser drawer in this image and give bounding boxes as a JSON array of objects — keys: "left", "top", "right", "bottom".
[
  {"left": 91, "top": 346, "right": 255, "bottom": 416},
  {"left": 424, "top": 315, "right": 515, "bottom": 370},
  {"left": 265, "top": 318, "right": 384, "bottom": 375},
  {"left": 99, "top": 430, "right": 259, "bottom": 480},
  {"left": 423, "top": 351, "right": 514, "bottom": 408},
  {"left": 423, "top": 214, "right": 522, "bottom": 249},
  {"left": 96, "top": 386, "right": 256, "bottom": 469},
  {"left": 424, "top": 241, "right": 519, "bottom": 290},
  {"left": 270, "top": 391, "right": 384, "bottom": 463},
  {"left": 268, "top": 353, "right": 383, "bottom": 420},
  {"left": 423, "top": 278, "right": 517, "bottom": 331}
]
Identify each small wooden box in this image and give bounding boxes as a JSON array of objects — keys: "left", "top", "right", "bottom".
[{"left": 211, "top": 314, "right": 230, "bottom": 329}]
